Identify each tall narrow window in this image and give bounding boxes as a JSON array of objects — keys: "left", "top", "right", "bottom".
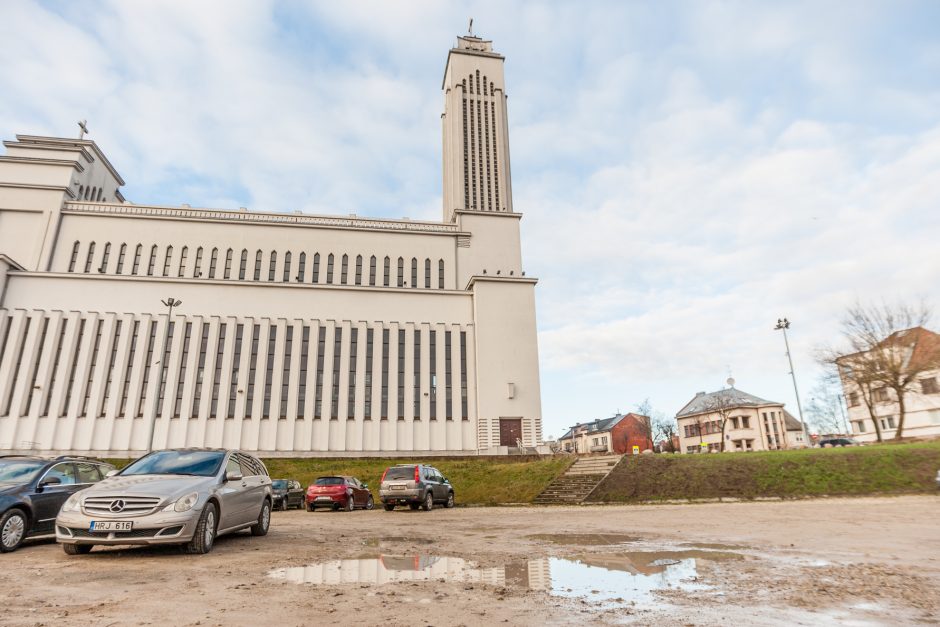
[
  {"left": 239, "top": 249, "right": 248, "bottom": 280},
  {"left": 99, "top": 320, "right": 122, "bottom": 416},
  {"left": 438, "top": 259, "right": 445, "bottom": 289},
  {"left": 43, "top": 319, "right": 70, "bottom": 417},
  {"left": 341, "top": 254, "right": 349, "bottom": 284},
  {"left": 314, "top": 327, "right": 326, "bottom": 418},
  {"left": 162, "top": 246, "right": 173, "bottom": 277},
  {"left": 283, "top": 252, "right": 291, "bottom": 282},
  {"left": 268, "top": 251, "right": 277, "bottom": 281},
  {"left": 460, "top": 331, "right": 468, "bottom": 420},
  {"left": 347, "top": 328, "right": 357, "bottom": 419},
  {"left": 119, "top": 320, "right": 140, "bottom": 417},
  {"left": 364, "top": 328, "right": 373, "bottom": 420},
  {"left": 4, "top": 318, "right": 32, "bottom": 416},
  {"left": 445, "top": 331, "right": 453, "bottom": 420},
  {"left": 330, "top": 328, "right": 342, "bottom": 419},
  {"left": 23, "top": 319, "right": 50, "bottom": 416},
  {"left": 209, "top": 323, "right": 226, "bottom": 418},
  {"left": 381, "top": 329, "right": 389, "bottom": 420},
  {"left": 227, "top": 324, "right": 244, "bottom": 419},
  {"left": 384, "top": 256, "right": 391, "bottom": 287},
  {"left": 148, "top": 245, "right": 157, "bottom": 276},
  {"left": 279, "top": 327, "right": 292, "bottom": 419},
  {"left": 245, "top": 325, "right": 261, "bottom": 415},
  {"left": 397, "top": 257, "right": 404, "bottom": 287},
  {"left": 63, "top": 319, "right": 85, "bottom": 415},
  {"left": 84, "top": 242, "right": 96, "bottom": 273},
  {"left": 369, "top": 256, "right": 376, "bottom": 286},
  {"left": 297, "top": 253, "right": 306, "bottom": 282},
  {"left": 177, "top": 246, "right": 188, "bottom": 277},
  {"left": 253, "top": 250, "right": 262, "bottom": 280},
  {"left": 208, "top": 248, "right": 218, "bottom": 278},
  {"left": 424, "top": 258, "right": 431, "bottom": 288},
  {"left": 99, "top": 243, "right": 110, "bottom": 272},
  {"left": 411, "top": 258, "right": 418, "bottom": 289},
  {"left": 68, "top": 241, "right": 80, "bottom": 272},
  {"left": 326, "top": 254, "right": 335, "bottom": 284},
  {"left": 261, "top": 327, "right": 277, "bottom": 418},
  {"left": 355, "top": 255, "right": 362, "bottom": 285},
  {"left": 397, "top": 330, "right": 405, "bottom": 420},
  {"left": 173, "top": 322, "right": 193, "bottom": 418},
  {"left": 190, "top": 323, "right": 210, "bottom": 417},
  {"left": 429, "top": 330, "right": 436, "bottom": 420},
  {"left": 194, "top": 247, "right": 204, "bottom": 277},
  {"left": 312, "top": 253, "right": 320, "bottom": 284},
  {"left": 115, "top": 244, "right": 126, "bottom": 274},
  {"left": 132, "top": 244, "right": 142, "bottom": 275},
  {"left": 81, "top": 320, "right": 104, "bottom": 417},
  {"left": 137, "top": 320, "right": 159, "bottom": 417},
  {"left": 297, "top": 325, "right": 310, "bottom": 417},
  {"left": 413, "top": 329, "right": 421, "bottom": 418}
]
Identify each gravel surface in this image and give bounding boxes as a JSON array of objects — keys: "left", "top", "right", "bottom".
[{"left": 3, "top": 495, "right": 939, "bottom": 626}]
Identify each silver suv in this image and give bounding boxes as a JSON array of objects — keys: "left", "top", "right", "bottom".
[
  {"left": 379, "top": 464, "right": 455, "bottom": 511},
  {"left": 56, "top": 448, "right": 272, "bottom": 555}
]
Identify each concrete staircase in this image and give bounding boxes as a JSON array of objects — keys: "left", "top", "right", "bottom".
[{"left": 533, "top": 454, "right": 623, "bottom": 505}]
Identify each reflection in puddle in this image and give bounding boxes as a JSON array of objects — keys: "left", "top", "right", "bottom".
[
  {"left": 268, "top": 551, "right": 729, "bottom": 607},
  {"left": 528, "top": 533, "right": 640, "bottom": 546}
]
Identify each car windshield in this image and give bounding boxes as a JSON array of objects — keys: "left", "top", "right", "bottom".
[
  {"left": 0, "top": 460, "right": 45, "bottom": 483},
  {"left": 384, "top": 467, "right": 414, "bottom": 480},
  {"left": 315, "top": 477, "right": 345, "bottom": 485},
  {"left": 121, "top": 451, "right": 225, "bottom": 477},
  {"left": 272, "top": 480, "right": 287, "bottom": 489}
]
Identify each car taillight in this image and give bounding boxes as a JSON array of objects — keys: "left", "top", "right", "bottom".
[
  {"left": 414, "top": 466, "right": 420, "bottom": 482},
  {"left": 381, "top": 468, "right": 389, "bottom": 482}
]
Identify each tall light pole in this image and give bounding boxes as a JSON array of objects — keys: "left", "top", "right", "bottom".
[
  {"left": 146, "top": 297, "right": 182, "bottom": 453},
  {"left": 775, "top": 318, "right": 810, "bottom": 446}
]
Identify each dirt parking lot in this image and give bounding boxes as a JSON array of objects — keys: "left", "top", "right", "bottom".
[{"left": 3, "top": 495, "right": 939, "bottom": 626}]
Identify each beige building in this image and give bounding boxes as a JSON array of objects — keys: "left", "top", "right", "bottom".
[
  {"left": 838, "top": 327, "right": 940, "bottom": 443},
  {"left": 675, "top": 388, "right": 806, "bottom": 453},
  {"left": 0, "top": 35, "right": 543, "bottom": 457}
]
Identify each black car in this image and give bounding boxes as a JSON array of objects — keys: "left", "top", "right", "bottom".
[
  {"left": 0, "top": 455, "right": 115, "bottom": 552},
  {"left": 818, "top": 438, "right": 859, "bottom": 448},
  {"left": 272, "top": 479, "right": 304, "bottom": 510}
]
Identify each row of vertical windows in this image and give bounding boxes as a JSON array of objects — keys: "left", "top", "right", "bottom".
[
  {"left": 65, "top": 242, "right": 449, "bottom": 289},
  {"left": 76, "top": 184, "right": 106, "bottom": 202},
  {"left": 460, "top": 72, "right": 502, "bottom": 212},
  {"left": 0, "top": 313, "right": 471, "bottom": 423}
]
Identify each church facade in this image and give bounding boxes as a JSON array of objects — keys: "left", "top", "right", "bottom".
[{"left": 0, "top": 35, "right": 543, "bottom": 457}]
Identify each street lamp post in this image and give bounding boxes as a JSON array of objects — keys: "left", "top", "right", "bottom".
[
  {"left": 146, "top": 297, "right": 182, "bottom": 453},
  {"left": 774, "top": 318, "right": 811, "bottom": 447}
]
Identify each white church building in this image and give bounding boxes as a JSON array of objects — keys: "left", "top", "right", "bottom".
[{"left": 0, "top": 35, "right": 543, "bottom": 457}]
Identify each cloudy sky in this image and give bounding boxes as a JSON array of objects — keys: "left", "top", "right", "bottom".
[{"left": 2, "top": 1, "right": 939, "bottom": 438}]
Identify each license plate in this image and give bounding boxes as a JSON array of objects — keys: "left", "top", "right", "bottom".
[
  {"left": 90, "top": 521, "right": 133, "bottom": 532},
  {"left": 392, "top": 485, "right": 406, "bottom": 490},
  {"left": 315, "top": 496, "right": 332, "bottom": 502}
]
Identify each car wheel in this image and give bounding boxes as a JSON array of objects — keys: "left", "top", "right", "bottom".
[
  {"left": 384, "top": 504, "right": 395, "bottom": 512},
  {"left": 445, "top": 492, "right": 455, "bottom": 508},
  {"left": 344, "top": 495, "right": 355, "bottom": 512},
  {"left": 0, "top": 509, "right": 27, "bottom": 553},
  {"left": 365, "top": 496, "right": 374, "bottom": 510},
  {"left": 63, "top": 543, "right": 93, "bottom": 555},
  {"left": 422, "top": 492, "right": 434, "bottom": 511},
  {"left": 306, "top": 503, "right": 316, "bottom": 512},
  {"left": 185, "top": 502, "right": 217, "bottom": 554},
  {"left": 250, "top": 501, "right": 271, "bottom": 536}
]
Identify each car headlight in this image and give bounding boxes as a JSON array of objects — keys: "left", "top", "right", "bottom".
[
  {"left": 163, "top": 492, "right": 199, "bottom": 513},
  {"left": 61, "top": 493, "right": 82, "bottom": 513}
]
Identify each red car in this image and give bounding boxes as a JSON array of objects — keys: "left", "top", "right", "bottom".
[{"left": 306, "top": 476, "right": 374, "bottom": 512}]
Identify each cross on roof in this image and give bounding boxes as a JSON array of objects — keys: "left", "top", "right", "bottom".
[{"left": 77, "top": 120, "right": 89, "bottom": 140}]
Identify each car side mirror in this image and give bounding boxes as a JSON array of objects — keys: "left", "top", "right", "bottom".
[
  {"left": 362, "top": 483, "right": 369, "bottom": 489},
  {"left": 225, "top": 471, "right": 243, "bottom": 482},
  {"left": 39, "top": 476, "right": 62, "bottom": 488},
  {"left": 105, "top": 469, "right": 119, "bottom": 478},
  {"left": 443, "top": 478, "right": 450, "bottom": 484}
]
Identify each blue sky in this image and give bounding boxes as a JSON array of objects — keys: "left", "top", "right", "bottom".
[{"left": 3, "top": 1, "right": 940, "bottom": 438}]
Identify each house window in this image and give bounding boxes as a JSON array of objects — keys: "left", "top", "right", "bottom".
[
  {"left": 853, "top": 420, "right": 866, "bottom": 433},
  {"left": 874, "top": 387, "right": 889, "bottom": 402},
  {"left": 340, "top": 254, "right": 348, "bottom": 284},
  {"left": 177, "top": 246, "right": 188, "bottom": 277},
  {"left": 268, "top": 251, "right": 277, "bottom": 281},
  {"left": 881, "top": 416, "right": 896, "bottom": 430},
  {"left": 253, "top": 250, "right": 262, "bottom": 280},
  {"left": 84, "top": 242, "right": 96, "bottom": 273},
  {"left": 312, "top": 253, "right": 320, "bottom": 283},
  {"left": 283, "top": 252, "right": 291, "bottom": 282},
  {"left": 848, "top": 392, "right": 860, "bottom": 407},
  {"left": 298, "top": 253, "right": 306, "bottom": 282},
  {"left": 355, "top": 255, "right": 363, "bottom": 285},
  {"left": 326, "top": 254, "right": 335, "bottom": 284},
  {"left": 922, "top": 378, "right": 939, "bottom": 395},
  {"left": 369, "top": 255, "right": 377, "bottom": 286},
  {"left": 238, "top": 249, "right": 247, "bottom": 280}
]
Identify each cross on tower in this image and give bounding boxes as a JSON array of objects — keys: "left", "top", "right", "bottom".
[{"left": 77, "top": 119, "right": 89, "bottom": 139}]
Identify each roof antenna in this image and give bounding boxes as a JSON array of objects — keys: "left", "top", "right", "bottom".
[{"left": 468, "top": 17, "right": 474, "bottom": 36}]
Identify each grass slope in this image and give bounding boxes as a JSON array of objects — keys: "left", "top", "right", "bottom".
[{"left": 588, "top": 441, "right": 940, "bottom": 502}]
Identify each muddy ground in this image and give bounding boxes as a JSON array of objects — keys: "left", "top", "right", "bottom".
[{"left": 3, "top": 495, "right": 939, "bottom": 626}]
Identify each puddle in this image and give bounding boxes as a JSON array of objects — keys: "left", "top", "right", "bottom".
[
  {"left": 267, "top": 550, "right": 737, "bottom": 607},
  {"left": 528, "top": 533, "right": 640, "bottom": 546},
  {"left": 361, "top": 536, "right": 435, "bottom": 547}
]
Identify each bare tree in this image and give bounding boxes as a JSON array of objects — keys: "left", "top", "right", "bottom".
[
  {"left": 633, "top": 399, "right": 655, "bottom": 450},
  {"left": 820, "top": 301, "right": 940, "bottom": 440},
  {"left": 804, "top": 372, "right": 849, "bottom": 436},
  {"left": 701, "top": 392, "right": 738, "bottom": 452},
  {"left": 652, "top": 417, "right": 678, "bottom": 452}
]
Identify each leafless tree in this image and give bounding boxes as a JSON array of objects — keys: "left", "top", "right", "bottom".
[
  {"left": 701, "top": 392, "right": 738, "bottom": 452},
  {"left": 633, "top": 399, "right": 655, "bottom": 450},
  {"left": 804, "top": 372, "right": 849, "bottom": 436},
  {"left": 819, "top": 301, "right": 940, "bottom": 440},
  {"left": 652, "top": 417, "right": 678, "bottom": 453}
]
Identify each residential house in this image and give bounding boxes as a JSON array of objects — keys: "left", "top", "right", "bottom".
[{"left": 558, "top": 413, "right": 652, "bottom": 455}]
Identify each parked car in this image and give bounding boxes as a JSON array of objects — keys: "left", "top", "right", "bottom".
[
  {"left": 0, "top": 455, "right": 114, "bottom": 552},
  {"left": 305, "top": 476, "right": 374, "bottom": 512},
  {"left": 272, "top": 479, "right": 304, "bottom": 511},
  {"left": 817, "top": 438, "right": 859, "bottom": 448},
  {"left": 56, "top": 448, "right": 272, "bottom": 555},
  {"left": 379, "top": 464, "right": 454, "bottom": 511}
]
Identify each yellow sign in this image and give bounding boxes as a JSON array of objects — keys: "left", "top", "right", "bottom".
[{"left": 632, "top": 445, "right": 639, "bottom": 455}]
